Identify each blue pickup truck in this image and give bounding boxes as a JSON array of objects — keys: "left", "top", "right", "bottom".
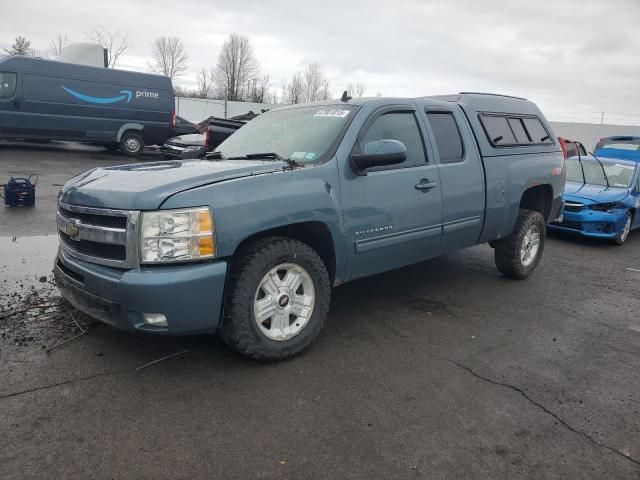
[{"left": 54, "top": 93, "right": 564, "bottom": 360}]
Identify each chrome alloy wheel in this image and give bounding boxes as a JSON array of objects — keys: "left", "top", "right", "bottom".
[
  {"left": 620, "top": 214, "right": 632, "bottom": 243},
  {"left": 124, "top": 136, "right": 141, "bottom": 153},
  {"left": 253, "top": 263, "right": 315, "bottom": 341},
  {"left": 521, "top": 225, "right": 541, "bottom": 267}
]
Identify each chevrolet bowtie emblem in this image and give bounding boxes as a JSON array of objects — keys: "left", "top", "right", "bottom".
[{"left": 65, "top": 219, "right": 80, "bottom": 239}]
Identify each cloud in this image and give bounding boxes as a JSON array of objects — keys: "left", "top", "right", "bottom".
[{"left": 1, "top": 0, "right": 639, "bottom": 123}]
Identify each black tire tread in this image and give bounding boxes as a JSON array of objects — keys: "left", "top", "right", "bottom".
[
  {"left": 219, "top": 237, "right": 331, "bottom": 361},
  {"left": 494, "top": 208, "right": 546, "bottom": 280}
]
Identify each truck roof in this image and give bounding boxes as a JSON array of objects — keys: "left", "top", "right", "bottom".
[{"left": 0, "top": 55, "right": 173, "bottom": 90}]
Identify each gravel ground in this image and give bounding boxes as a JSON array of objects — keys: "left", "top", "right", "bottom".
[{"left": 0, "top": 142, "right": 639, "bottom": 479}]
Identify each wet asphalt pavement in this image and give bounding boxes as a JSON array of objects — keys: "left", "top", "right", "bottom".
[{"left": 1, "top": 141, "right": 639, "bottom": 479}]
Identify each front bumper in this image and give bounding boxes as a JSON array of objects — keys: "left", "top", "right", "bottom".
[
  {"left": 54, "top": 249, "right": 228, "bottom": 335},
  {"left": 548, "top": 208, "right": 627, "bottom": 239}
]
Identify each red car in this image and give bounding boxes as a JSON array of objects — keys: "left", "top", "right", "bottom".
[{"left": 558, "top": 136, "right": 587, "bottom": 159}]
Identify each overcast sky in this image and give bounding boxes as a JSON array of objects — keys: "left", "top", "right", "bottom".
[{"left": 2, "top": 0, "right": 639, "bottom": 124}]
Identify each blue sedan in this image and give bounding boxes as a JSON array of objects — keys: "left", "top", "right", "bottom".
[{"left": 550, "top": 151, "right": 640, "bottom": 245}]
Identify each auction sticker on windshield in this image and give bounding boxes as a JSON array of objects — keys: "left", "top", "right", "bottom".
[{"left": 314, "top": 109, "right": 351, "bottom": 118}]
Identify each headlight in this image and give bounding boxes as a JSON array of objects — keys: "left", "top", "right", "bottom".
[
  {"left": 140, "top": 207, "right": 215, "bottom": 263},
  {"left": 588, "top": 202, "right": 620, "bottom": 212},
  {"left": 183, "top": 145, "right": 201, "bottom": 151}
]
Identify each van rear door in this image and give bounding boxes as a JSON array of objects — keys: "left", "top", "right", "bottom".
[{"left": 0, "top": 70, "right": 21, "bottom": 137}]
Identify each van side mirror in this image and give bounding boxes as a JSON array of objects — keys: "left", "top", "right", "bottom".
[{"left": 350, "top": 139, "right": 407, "bottom": 175}]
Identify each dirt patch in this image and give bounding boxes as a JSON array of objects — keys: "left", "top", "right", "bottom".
[{"left": 0, "top": 279, "right": 92, "bottom": 348}]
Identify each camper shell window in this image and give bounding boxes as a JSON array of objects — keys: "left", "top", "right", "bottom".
[{"left": 479, "top": 113, "right": 552, "bottom": 147}]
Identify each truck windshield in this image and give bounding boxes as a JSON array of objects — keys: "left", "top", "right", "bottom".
[
  {"left": 216, "top": 105, "right": 356, "bottom": 164},
  {"left": 566, "top": 158, "right": 634, "bottom": 187}
]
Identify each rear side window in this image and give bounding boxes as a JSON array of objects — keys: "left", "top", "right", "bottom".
[
  {"left": 0, "top": 72, "right": 17, "bottom": 99},
  {"left": 507, "top": 118, "right": 529, "bottom": 143},
  {"left": 360, "top": 111, "right": 426, "bottom": 167},
  {"left": 480, "top": 114, "right": 552, "bottom": 146},
  {"left": 480, "top": 115, "right": 516, "bottom": 145},
  {"left": 522, "top": 117, "right": 551, "bottom": 143},
  {"left": 427, "top": 112, "right": 464, "bottom": 163}
]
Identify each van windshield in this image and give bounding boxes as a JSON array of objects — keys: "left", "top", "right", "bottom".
[{"left": 216, "top": 105, "right": 356, "bottom": 164}]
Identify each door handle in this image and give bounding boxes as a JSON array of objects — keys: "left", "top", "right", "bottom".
[
  {"left": 415, "top": 179, "right": 439, "bottom": 191},
  {"left": 13, "top": 100, "right": 19, "bottom": 110}
]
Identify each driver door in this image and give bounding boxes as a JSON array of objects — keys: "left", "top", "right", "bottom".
[{"left": 341, "top": 105, "right": 443, "bottom": 279}]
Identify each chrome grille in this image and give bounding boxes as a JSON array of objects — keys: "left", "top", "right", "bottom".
[
  {"left": 564, "top": 201, "right": 584, "bottom": 212},
  {"left": 57, "top": 201, "right": 140, "bottom": 269}
]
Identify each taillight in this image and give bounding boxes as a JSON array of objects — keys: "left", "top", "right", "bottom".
[
  {"left": 204, "top": 128, "right": 211, "bottom": 150},
  {"left": 171, "top": 111, "right": 175, "bottom": 129}
]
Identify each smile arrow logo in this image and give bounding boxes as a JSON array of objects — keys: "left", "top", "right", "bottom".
[{"left": 62, "top": 86, "right": 132, "bottom": 104}]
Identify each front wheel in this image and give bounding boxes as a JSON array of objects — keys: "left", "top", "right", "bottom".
[
  {"left": 494, "top": 209, "right": 546, "bottom": 279},
  {"left": 612, "top": 211, "right": 632, "bottom": 246},
  {"left": 219, "top": 237, "right": 331, "bottom": 361}
]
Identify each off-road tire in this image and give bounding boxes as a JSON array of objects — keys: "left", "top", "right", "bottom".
[
  {"left": 219, "top": 237, "right": 331, "bottom": 361},
  {"left": 494, "top": 208, "right": 546, "bottom": 279},
  {"left": 119, "top": 132, "right": 144, "bottom": 156}
]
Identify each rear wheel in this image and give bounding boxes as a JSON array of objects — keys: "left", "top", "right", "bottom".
[
  {"left": 494, "top": 209, "right": 546, "bottom": 279},
  {"left": 612, "top": 211, "right": 632, "bottom": 246},
  {"left": 120, "top": 132, "right": 144, "bottom": 156},
  {"left": 219, "top": 237, "right": 331, "bottom": 361}
]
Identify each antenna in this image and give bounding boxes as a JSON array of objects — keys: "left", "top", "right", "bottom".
[{"left": 341, "top": 90, "right": 352, "bottom": 102}]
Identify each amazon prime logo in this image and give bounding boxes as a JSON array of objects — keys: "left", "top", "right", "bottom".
[{"left": 62, "top": 86, "right": 160, "bottom": 104}]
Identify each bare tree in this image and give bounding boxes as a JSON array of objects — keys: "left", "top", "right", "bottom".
[
  {"left": 355, "top": 82, "right": 367, "bottom": 98},
  {"left": 213, "top": 33, "right": 259, "bottom": 101},
  {"left": 303, "top": 63, "right": 325, "bottom": 102},
  {"left": 150, "top": 36, "right": 189, "bottom": 80},
  {"left": 85, "top": 26, "right": 131, "bottom": 68},
  {"left": 196, "top": 68, "right": 212, "bottom": 98},
  {"left": 284, "top": 72, "right": 305, "bottom": 104},
  {"left": 48, "top": 34, "right": 69, "bottom": 60},
  {"left": 319, "top": 79, "right": 331, "bottom": 100},
  {"left": 4, "top": 36, "right": 32, "bottom": 56}
]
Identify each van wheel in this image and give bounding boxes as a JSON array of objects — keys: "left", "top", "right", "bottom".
[
  {"left": 219, "top": 237, "right": 331, "bottom": 361},
  {"left": 120, "top": 132, "right": 144, "bottom": 156},
  {"left": 494, "top": 209, "right": 546, "bottom": 279}
]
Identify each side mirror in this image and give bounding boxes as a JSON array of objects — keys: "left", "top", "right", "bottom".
[{"left": 350, "top": 139, "right": 407, "bottom": 175}]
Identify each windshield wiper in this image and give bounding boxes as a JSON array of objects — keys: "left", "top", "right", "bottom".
[
  {"left": 577, "top": 149, "right": 586, "bottom": 184},
  {"left": 206, "top": 151, "right": 226, "bottom": 160},
  {"left": 228, "top": 152, "right": 301, "bottom": 168},
  {"left": 591, "top": 153, "right": 610, "bottom": 188},
  {"left": 228, "top": 152, "right": 286, "bottom": 161}
]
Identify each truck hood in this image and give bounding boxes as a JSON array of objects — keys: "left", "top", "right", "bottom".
[
  {"left": 563, "top": 181, "right": 629, "bottom": 204},
  {"left": 60, "top": 159, "right": 287, "bottom": 210}
]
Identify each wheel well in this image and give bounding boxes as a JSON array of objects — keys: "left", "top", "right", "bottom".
[
  {"left": 233, "top": 222, "right": 337, "bottom": 283},
  {"left": 519, "top": 185, "right": 553, "bottom": 222}
]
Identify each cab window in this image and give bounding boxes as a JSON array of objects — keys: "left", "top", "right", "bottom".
[
  {"left": 0, "top": 72, "right": 17, "bottom": 99},
  {"left": 359, "top": 111, "right": 426, "bottom": 169},
  {"left": 427, "top": 112, "right": 464, "bottom": 163}
]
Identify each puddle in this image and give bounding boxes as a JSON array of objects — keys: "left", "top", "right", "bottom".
[
  {"left": 0, "top": 235, "right": 59, "bottom": 295},
  {"left": 0, "top": 235, "right": 84, "bottom": 347}
]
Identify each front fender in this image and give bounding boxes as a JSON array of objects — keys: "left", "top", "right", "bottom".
[{"left": 161, "top": 161, "right": 347, "bottom": 283}]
